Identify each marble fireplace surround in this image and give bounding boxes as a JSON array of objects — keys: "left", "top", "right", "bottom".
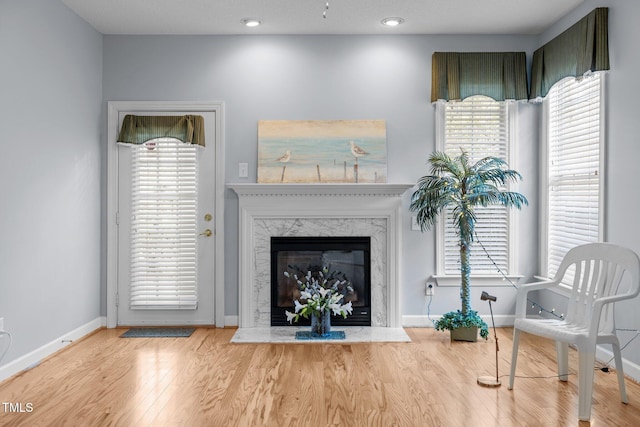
[{"left": 228, "top": 183, "right": 413, "bottom": 331}]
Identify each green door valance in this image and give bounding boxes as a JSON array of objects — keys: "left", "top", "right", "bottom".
[
  {"left": 530, "top": 7, "right": 609, "bottom": 100},
  {"left": 431, "top": 52, "right": 528, "bottom": 102},
  {"left": 117, "top": 115, "right": 205, "bottom": 147}
]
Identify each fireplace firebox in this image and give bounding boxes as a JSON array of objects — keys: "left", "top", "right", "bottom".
[{"left": 271, "top": 236, "right": 371, "bottom": 326}]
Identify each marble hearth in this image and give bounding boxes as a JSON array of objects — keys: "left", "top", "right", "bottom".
[{"left": 228, "top": 183, "right": 413, "bottom": 330}]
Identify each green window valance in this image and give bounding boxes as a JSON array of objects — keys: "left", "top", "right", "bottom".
[
  {"left": 530, "top": 7, "right": 609, "bottom": 100},
  {"left": 117, "top": 115, "right": 205, "bottom": 147},
  {"left": 431, "top": 52, "right": 528, "bottom": 102}
]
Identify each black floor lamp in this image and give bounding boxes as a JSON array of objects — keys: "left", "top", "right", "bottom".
[{"left": 477, "top": 291, "right": 501, "bottom": 387}]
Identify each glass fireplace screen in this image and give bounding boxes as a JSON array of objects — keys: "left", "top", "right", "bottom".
[{"left": 270, "top": 236, "right": 371, "bottom": 326}]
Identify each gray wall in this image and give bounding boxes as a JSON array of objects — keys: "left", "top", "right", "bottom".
[
  {"left": 0, "top": 0, "right": 103, "bottom": 363},
  {"left": 3, "top": 0, "right": 639, "bottom": 372},
  {"left": 532, "top": 0, "right": 640, "bottom": 369},
  {"left": 102, "top": 33, "right": 539, "bottom": 321}
]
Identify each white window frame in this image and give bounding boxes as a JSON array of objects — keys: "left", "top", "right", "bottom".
[
  {"left": 434, "top": 96, "right": 522, "bottom": 287},
  {"left": 539, "top": 74, "right": 606, "bottom": 289}
]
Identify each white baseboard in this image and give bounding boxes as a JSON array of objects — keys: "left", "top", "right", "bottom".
[
  {"left": 595, "top": 344, "right": 640, "bottom": 383},
  {"left": 402, "top": 315, "right": 437, "bottom": 328},
  {"left": 0, "top": 317, "right": 105, "bottom": 383},
  {"left": 402, "top": 314, "right": 515, "bottom": 328},
  {"left": 224, "top": 315, "right": 239, "bottom": 327}
]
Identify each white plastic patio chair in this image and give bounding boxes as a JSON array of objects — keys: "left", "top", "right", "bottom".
[{"left": 508, "top": 243, "right": 640, "bottom": 421}]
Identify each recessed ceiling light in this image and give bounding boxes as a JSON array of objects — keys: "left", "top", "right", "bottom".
[
  {"left": 241, "top": 18, "right": 261, "bottom": 28},
  {"left": 381, "top": 17, "right": 405, "bottom": 27}
]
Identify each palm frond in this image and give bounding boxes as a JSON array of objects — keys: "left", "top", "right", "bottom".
[
  {"left": 476, "top": 168, "right": 523, "bottom": 186},
  {"left": 428, "top": 151, "right": 463, "bottom": 179},
  {"left": 473, "top": 156, "right": 507, "bottom": 172},
  {"left": 456, "top": 150, "right": 472, "bottom": 177},
  {"left": 465, "top": 177, "right": 499, "bottom": 193},
  {"left": 410, "top": 175, "right": 460, "bottom": 231},
  {"left": 467, "top": 192, "right": 503, "bottom": 207},
  {"left": 468, "top": 191, "right": 528, "bottom": 209},
  {"left": 497, "top": 191, "right": 529, "bottom": 209}
]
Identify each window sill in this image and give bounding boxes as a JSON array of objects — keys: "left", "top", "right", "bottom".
[{"left": 434, "top": 275, "right": 523, "bottom": 287}]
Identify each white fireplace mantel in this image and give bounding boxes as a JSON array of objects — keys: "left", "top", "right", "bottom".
[
  {"left": 228, "top": 183, "right": 414, "bottom": 328},
  {"left": 229, "top": 183, "right": 414, "bottom": 198}
]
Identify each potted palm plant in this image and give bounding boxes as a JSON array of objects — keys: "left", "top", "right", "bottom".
[{"left": 410, "top": 151, "right": 528, "bottom": 341}]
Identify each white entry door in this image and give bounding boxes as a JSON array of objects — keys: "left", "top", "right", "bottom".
[{"left": 116, "top": 110, "right": 216, "bottom": 326}]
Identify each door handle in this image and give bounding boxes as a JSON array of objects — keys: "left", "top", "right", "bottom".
[{"left": 199, "top": 229, "right": 212, "bottom": 237}]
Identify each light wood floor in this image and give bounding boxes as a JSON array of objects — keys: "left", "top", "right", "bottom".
[{"left": 1, "top": 327, "right": 639, "bottom": 426}]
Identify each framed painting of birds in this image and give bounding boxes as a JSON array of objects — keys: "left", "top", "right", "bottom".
[{"left": 257, "top": 120, "right": 387, "bottom": 183}]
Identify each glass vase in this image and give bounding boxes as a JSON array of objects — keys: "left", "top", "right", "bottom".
[{"left": 310, "top": 310, "right": 331, "bottom": 337}]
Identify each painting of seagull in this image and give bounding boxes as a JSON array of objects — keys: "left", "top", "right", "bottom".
[
  {"left": 350, "top": 141, "right": 368, "bottom": 164},
  {"left": 257, "top": 120, "right": 387, "bottom": 183},
  {"left": 276, "top": 150, "right": 291, "bottom": 163},
  {"left": 275, "top": 150, "right": 291, "bottom": 182}
]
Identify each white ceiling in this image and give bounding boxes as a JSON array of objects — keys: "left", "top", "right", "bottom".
[{"left": 62, "top": 0, "right": 584, "bottom": 36}]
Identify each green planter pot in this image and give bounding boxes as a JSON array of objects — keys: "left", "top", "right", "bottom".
[{"left": 450, "top": 326, "right": 478, "bottom": 342}]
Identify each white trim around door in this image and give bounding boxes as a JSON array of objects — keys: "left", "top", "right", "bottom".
[{"left": 106, "top": 101, "right": 226, "bottom": 328}]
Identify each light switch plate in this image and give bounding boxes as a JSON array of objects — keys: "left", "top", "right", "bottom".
[
  {"left": 0, "top": 317, "right": 4, "bottom": 331},
  {"left": 239, "top": 163, "right": 249, "bottom": 178}
]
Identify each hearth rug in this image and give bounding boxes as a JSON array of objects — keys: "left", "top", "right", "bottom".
[
  {"left": 120, "top": 327, "right": 195, "bottom": 338},
  {"left": 231, "top": 326, "right": 411, "bottom": 344}
]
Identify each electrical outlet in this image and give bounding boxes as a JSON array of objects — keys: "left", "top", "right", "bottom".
[{"left": 425, "top": 282, "right": 435, "bottom": 296}]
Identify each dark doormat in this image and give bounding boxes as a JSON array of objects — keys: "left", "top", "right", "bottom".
[{"left": 120, "top": 327, "right": 195, "bottom": 338}]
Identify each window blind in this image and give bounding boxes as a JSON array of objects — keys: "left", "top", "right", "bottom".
[
  {"left": 547, "top": 74, "right": 602, "bottom": 279},
  {"left": 130, "top": 139, "right": 199, "bottom": 309},
  {"left": 442, "top": 96, "right": 510, "bottom": 275}
]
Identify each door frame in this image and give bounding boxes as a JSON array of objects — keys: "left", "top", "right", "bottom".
[{"left": 106, "top": 101, "right": 225, "bottom": 328}]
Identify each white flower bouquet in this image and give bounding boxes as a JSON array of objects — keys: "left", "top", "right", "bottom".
[{"left": 284, "top": 267, "right": 354, "bottom": 324}]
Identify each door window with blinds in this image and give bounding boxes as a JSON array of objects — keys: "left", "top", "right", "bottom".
[
  {"left": 130, "top": 138, "right": 199, "bottom": 309},
  {"left": 543, "top": 73, "right": 604, "bottom": 280},
  {"left": 436, "top": 95, "right": 515, "bottom": 276}
]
